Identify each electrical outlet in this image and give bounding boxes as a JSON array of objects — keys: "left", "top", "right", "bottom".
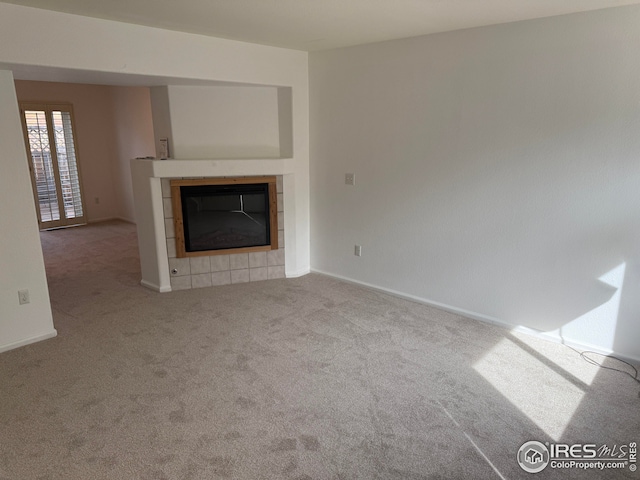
[
  {"left": 18, "top": 289, "right": 30, "bottom": 305},
  {"left": 354, "top": 245, "right": 362, "bottom": 257},
  {"left": 345, "top": 173, "right": 355, "bottom": 186}
]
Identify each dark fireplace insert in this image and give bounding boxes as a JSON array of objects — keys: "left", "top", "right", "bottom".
[{"left": 171, "top": 177, "right": 278, "bottom": 257}]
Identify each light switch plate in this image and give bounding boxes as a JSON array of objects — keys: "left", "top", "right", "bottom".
[{"left": 18, "top": 289, "right": 30, "bottom": 305}]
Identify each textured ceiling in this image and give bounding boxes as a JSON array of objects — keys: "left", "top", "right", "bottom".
[{"left": 2, "top": 0, "right": 640, "bottom": 51}]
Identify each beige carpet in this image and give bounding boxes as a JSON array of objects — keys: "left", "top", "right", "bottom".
[{"left": 0, "top": 220, "right": 638, "bottom": 479}]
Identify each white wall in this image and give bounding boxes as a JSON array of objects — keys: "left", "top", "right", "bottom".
[
  {"left": 0, "top": 71, "right": 56, "bottom": 352},
  {"left": 310, "top": 5, "right": 640, "bottom": 360},
  {"left": 149, "top": 87, "right": 173, "bottom": 162},
  {"left": 109, "top": 86, "right": 156, "bottom": 222},
  {"left": 167, "top": 85, "right": 281, "bottom": 159},
  {"left": 0, "top": 2, "right": 309, "bottom": 351}
]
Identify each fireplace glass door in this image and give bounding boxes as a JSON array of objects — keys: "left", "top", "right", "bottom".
[{"left": 181, "top": 183, "right": 270, "bottom": 252}]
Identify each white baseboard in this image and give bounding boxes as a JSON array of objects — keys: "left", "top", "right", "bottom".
[
  {"left": 0, "top": 329, "right": 57, "bottom": 354},
  {"left": 511, "top": 326, "right": 640, "bottom": 364},
  {"left": 311, "top": 269, "right": 640, "bottom": 364},
  {"left": 140, "top": 279, "right": 172, "bottom": 293},
  {"left": 113, "top": 216, "right": 136, "bottom": 224},
  {"left": 88, "top": 216, "right": 117, "bottom": 223},
  {"left": 286, "top": 268, "right": 311, "bottom": 278},
  {"left": 89, "top": 216, "right": 135, "bottom": 224}
]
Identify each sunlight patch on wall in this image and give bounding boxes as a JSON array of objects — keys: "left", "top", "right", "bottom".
[
  {"left": 473, "top": 337, "right": 585, "bottom": 441},
  {"left": 549, "top": 263, "right": 625, "bottom": 352}
]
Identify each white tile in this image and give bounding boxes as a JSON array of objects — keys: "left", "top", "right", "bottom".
[
  {"left": 192, "top": 273, "right": 212, "bottom": 289},
  {"left": 277, "top": 212, "right": 284, "bottom": 231},
  {"left": 267, "top": 249, "right": 285, "bottom": 266},
  {"left": 210, "top": 255, "right": 230, "bottom": 272},
  {"left": 249, "top": 267, "right": 268, "bottom": 282},
  {"left": 229, "top": 254, "right": 249, "bottom": 270},
  {"left": 248, "top": 251, "right": 267, "bottom": 268},
  {"left": 170, "top": 276, "right": 191, "bottom": 291},
  {"left": 166, "top": 238, "right": 177, "bottom": 258},
  {"left": 277, "top": 193, "right": 284, "bottom": 212},
  {"left": 268, "top": 266, "right": 285, "bottom": 280},
  {"left": 278, "top": 230, "right": 284, "bottom": 248},
  {"left": 211, "top": 271, "right": 231, "bottom": 286},
  {"left": 230, "top": 269, "right": 250, "bottom": 284},
  {"left": 276, "top": 175, "right": 283, "bottom": 193},
  {"left": 161, "top": 178, "right": 172, "bottom": 198},
  {"left": 169, "top": 257, "right": 191, "bottom": 276},
  {"left": 163, "top": 198, "right": 173, "bottom": 218},
  {"left": 190, "top": 256, "right": 210, "bottom": 274},
  {"left": 164, "top": 218, "right": 175, "bottom": 239}
]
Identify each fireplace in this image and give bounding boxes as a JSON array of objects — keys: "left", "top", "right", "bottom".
[{"left": 171, "top": 176, "right": 278, "bottom": 258}]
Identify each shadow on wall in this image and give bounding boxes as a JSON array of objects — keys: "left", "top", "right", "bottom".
[
  {"left": 538, "top": 216, "right": 640, "bottom": 361},
  {"left": 611, "top": 257, "right": 640, "bottom": 361},
  {"left": 552, "top": 262, "right": 624, "bottom": 354},
  {"left": 412, "top": 172, "right": 640, "bottom": 360}
]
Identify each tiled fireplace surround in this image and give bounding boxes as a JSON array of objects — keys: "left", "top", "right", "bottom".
[{"left": 161, "top": 175, "right": 285, "bottom": 291}]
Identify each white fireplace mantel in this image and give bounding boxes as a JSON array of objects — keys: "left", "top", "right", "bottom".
[
  {"left": 134, "top": 157, "right": 291, "bottom": 178},
  {"left": 131, "top": 158, "right": 307, "bottom": 292}
]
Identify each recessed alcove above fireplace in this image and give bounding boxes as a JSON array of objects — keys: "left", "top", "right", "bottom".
[
  {"left": 171, "top": 176, "right": 278, "bottom": 257},
  {"left": 129, "top": 78, "right": 308, "bottom": 293}
]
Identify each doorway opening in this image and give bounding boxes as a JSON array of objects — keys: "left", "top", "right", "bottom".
[{"left": 19, "top": 102, "right": 86, "bottom": 229}]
